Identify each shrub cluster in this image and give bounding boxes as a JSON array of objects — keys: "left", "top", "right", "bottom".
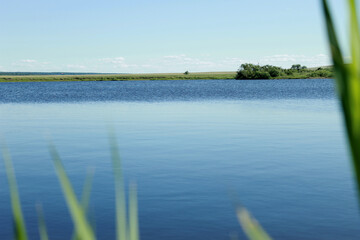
[
  {"left": 235, "top": 64, "right": 279, "bottom": 79},
  {"left": 235, "top": 63, "right": 333, "bottom": 80}
]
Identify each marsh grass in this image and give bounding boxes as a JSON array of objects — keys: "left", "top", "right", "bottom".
[
  {"left": 0, "top": 72, "right": 236, "bottom": 82},
  {"left": 1, "top": 136, "right": 139, "bottom": 240},
  {"left": 109, "top": 132, "right": 139, "bottom": 240},
  {"left": 236, "top": 207, "right": 272, "bottom": 240},
  {"left": 36, "top": 204, "right": 49, "bottom": 240},
  {"left": 0, "top": 69, "right": 333, "bottom": 82},
  {"left": 1, "top": 142, "right": 28, "bottom": 240}
]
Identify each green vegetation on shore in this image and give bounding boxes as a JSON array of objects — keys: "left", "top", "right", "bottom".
[
  {"left": 235, "top": 63, "right": 333, "bottom": 80},
  {"left": 0, "top": 65, "right": 334, "bottom": 82},
  {"left": 0, "top": 72, "right": 236, "bottom": 82}
]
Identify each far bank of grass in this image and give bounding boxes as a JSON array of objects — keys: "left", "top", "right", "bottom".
[
  {"left": 0, "top": 66, "right": 334, "bottom": 83},
  {"left": 0, "top": 72, "right": 236, "bottom": 82}
]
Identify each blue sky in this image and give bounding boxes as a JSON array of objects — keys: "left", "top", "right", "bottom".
[{"left": 0, "top": 0, "right": 349, "bottom": 73}]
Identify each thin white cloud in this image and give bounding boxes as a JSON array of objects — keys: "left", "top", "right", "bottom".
[
  {"left": 258, "top": 54, "right": 330, "bottom": 67},
  {"left": 99, "top": 57, "right": 125, "bottom": 64},
  {"left": 140, "top": 64, "right": 153, "bottom": 68},
  {"left": 10, "top": 59, "right": 54, "bottom": 71},
  {"left": 66, "top": 64, "right": 87, "bottom": 70},
  {"left": 3, "top": 54, "right": 331, "bottom": 73},
  {"left": 97, "top": 57, "right": 139, "bottom": 69},
  {"left": 163, "top": 54, "right": 186, "bottom": 60},
  {"left": 220, "top": 57, "right": 246, "bottom": 66},
  {"left": 161, "top": 54, "right": 216, "bottom": 67},
  {"left": 20, "top": 59, "right": 37, "bottom": 63}
]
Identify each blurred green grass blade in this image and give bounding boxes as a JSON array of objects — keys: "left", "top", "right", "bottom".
[
  {"left": 36, "top": 204, "right": 49, "bottom": 240},
  {"left": 322, "top": 0, "right": 348, "bottom": 84},
  {"left": 129, "top": 183, "right": 139, "bottom": 240},
  {"left": 322, "top": 0, "right": 350, "bottom": 130},
  {"left": 48, "top": 143, "right": 95, "bottom": 240},
  {"left": 80, "top": 169, "right": 94, "bottom": 211},
  {"left": 349, "top": 0, "right": 360, "bottom": 74},
  {"left": 323, "top": 0, "right": 360, "bottom": 199},
  {"left": 1, "top": 143, "right": 28, "bottom": 240},
  {"left": 348, "top": 0, "right": 360, "bottom": 140},
  {"left": 109, "top": 131, "right": 127, "bottom": 240},
  {"left": 236, "top": 207, "right": 272, "bottom": 240},
  {"left": 72, "top": 168, "right": 95, "bottom": 240}
]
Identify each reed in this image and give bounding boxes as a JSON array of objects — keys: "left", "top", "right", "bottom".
[
  {"left": 322, "top": 0, "right": 360, "bottom": 199},
  {"left": 1, "top": 135, "right": 139, "bottom": 240}
]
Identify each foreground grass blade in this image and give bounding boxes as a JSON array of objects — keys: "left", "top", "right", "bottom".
[
  {"left": 322, "top": 0, "right": 348, "bottom": 84},
  {"left": 349, "top": 0, "right": 360, "bottom": 75},
  {"left": 109, "top": 132, "right": 128, "bottom": 240},
  {"left": 129, "top": 183, "right": 139, "bottom": 240},
  {"left": 48, "top": 143, "right": 95, "bottom": 240},
  {"left": 236, "top": 207, "right": 272, "bottom": 240},
  {"left": 72, "top": 168, "right": 95, "bottom": 240},
  {"left": 36, "top": 204, "right": 49, "bottom": 240},
  {"left": 80, "top": 169, "right": 95, "bottom": 213},
  {"left": 348, "top": 0, "right": 360, "bottom": 189},
  {"left": 322, "top": 0, "right": 360, "bottom": 200},
  {"left": 1, "top": 143, "right": 28, "bottom": 240},
  {"left": 348, "top": 0, "right": 360, "bottom": 162}
]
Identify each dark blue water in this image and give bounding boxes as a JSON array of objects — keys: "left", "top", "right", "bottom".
[
  {"left": 0, "top": 79, "right": 333, "bottom": 103},
  {"left": 0, "top": 79, "right": 359, "bottom": 240}
]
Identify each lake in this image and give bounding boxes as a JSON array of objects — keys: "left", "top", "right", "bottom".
[{"left": 0, "top": 79, "right": 359, "bottom": 240}]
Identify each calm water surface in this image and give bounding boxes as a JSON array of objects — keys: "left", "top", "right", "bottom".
[{"left": 0, "top": 79, "right": 359, "bottom": 240}]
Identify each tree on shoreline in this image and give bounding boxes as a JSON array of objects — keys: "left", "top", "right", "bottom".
[{"left": 235, "top": 63, "right": 332, "bottom": 79}]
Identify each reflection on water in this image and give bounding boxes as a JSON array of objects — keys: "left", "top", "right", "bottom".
[{"left": 0, "top": 79, "right": 359, "bottom": 240}]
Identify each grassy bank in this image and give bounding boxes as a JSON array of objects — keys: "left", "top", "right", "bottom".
[
  {"left": 0, "top": 68, "right": 334, "bottom": 83},
  {"left": 0, "top": 72, "right": 236, "bottom": 82}
]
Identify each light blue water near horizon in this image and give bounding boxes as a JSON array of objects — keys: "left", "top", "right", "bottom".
[{"left": 0, "top": 79, "right": 359, "bottom": 240}]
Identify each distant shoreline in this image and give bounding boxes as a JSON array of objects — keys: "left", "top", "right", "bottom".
[{"left": 0, "top": 72, "right": 332, "bottom": 82}]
